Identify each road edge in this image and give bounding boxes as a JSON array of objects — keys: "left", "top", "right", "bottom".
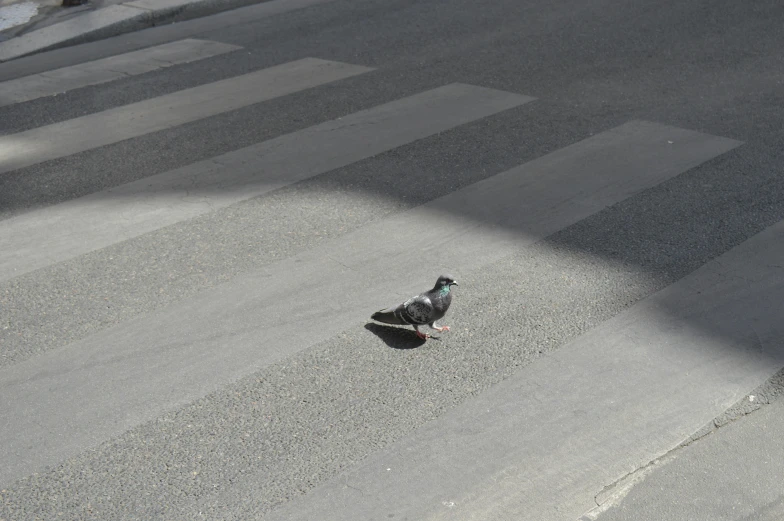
[{"left": 0, "top": 0, "right": 274, "bottom": 63}]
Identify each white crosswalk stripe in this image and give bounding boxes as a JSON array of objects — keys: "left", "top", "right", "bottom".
[
  {"left": 0, "top": 57, "right": 371, "bottom": 175},
  {"left": 0, "top": 116, "right": 741, "bottom": 486},
  {"left": 0, "top": 45, "right": 776, "bottom": 521},
  {"left": 265, "top": 220, "right": 784, "bottom": 521},
  {"left": 0, "top": 83, "right": 531, "bottom": 282},
  {"left": 0, "top": 39, "right": 242, "bottom": 107}
]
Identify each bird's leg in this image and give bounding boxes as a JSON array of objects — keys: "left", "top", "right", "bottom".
[
  {"left": 414, "top": 325, "right": 430, "bottom": 339},
  {"left": 430, "top": 321, "right": 450, "bottom": 333}
]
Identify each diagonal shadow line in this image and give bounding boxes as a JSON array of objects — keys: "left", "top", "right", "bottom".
[
  {"left": 2, "top": 107, "right": 783, "bottom": 371},
  {"left": 364, "top": 322, "right": 430, "bottom": 350}
]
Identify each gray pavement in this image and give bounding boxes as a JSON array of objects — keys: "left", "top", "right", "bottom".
[
  {"left": 0, "top": 0, "right": 299, "bottom": 62},
  {"left": 262, "top": 219, "right": 784, "bottom": 520},
  {"left": 1, "top": 0, "right": 784, "bottom": 519},
  {"left": 0, "top": 119, "right": 740, "bottom": 486},
  {"left": 596, "top": 392, "right": 784, "bottom": 521}
]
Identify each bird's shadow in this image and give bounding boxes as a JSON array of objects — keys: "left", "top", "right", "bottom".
[{"left": 365, "top": 323, "right": 439, "bottom": 349}]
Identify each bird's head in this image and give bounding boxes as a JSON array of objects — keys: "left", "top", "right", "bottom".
[{"left": 435, "top": 274, "right": 458, "bottom": 289}]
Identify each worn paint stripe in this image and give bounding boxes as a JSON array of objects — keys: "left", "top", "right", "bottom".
[
  {"left": 0, "top": 57, "right": 372, "bottom": 174},
  {"left": 0, "top": 83, "right": 532, "bottom": 282},
  {"left": 0, "top": 39, "right": 242, "bottom": 107}
]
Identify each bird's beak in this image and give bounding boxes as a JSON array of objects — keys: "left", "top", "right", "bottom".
[{"left": 451, "top": 281, "right": 458, "bottom": 286}]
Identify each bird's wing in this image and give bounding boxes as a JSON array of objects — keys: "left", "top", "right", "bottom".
[{"left": 402, "top": 295, "right": 434, "bottom": 325}]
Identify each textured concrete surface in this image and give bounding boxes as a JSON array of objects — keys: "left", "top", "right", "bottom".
[
  {"left": 0, "top": 118, "right": 738, "bottom": 485},
  {"left": 0, "top": 4, "right": 153, "bottom": 61},
  {"left": 0, "top": 0, "right": 81, "bottom": 39},
  {"left": 242, "top": 220, "right": 784, "bottom": 521},
  {"left": 1, "top": 0, "right": 784, "bottom": 519},
  {"left": 597, "top": 395, "right": 784, "bottom": 521},
  {"left": 0, "top": 0, "right": 316, "bottom": 61}
]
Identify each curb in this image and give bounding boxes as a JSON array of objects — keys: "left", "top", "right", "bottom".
[{"left": 0, "top": 0, "right": 268, "bottom": 62}]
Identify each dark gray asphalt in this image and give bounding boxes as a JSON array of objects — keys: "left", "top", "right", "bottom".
[{"left": 1, "top": 0, "right": 784, "bottom": 519}]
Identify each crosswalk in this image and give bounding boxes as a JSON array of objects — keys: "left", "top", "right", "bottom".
[
  {"left": 0, "top": 58, "right": 372, "bottom": 175},
  {"left": 0, "top": 39, "right": 242, "bottom": 107},
  {"left": 0, "top": 83, "right": 529, "bottom": 281},
  {"left": 0, "top": 34, "right": 781, "bottom": 521}
]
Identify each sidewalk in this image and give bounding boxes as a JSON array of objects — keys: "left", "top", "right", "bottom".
[
  {"left": 0, "top": 0, "right": 121, "bottom": 41},
  {"left": 0, "top": 0, "right": 268, "bottom": 62},
  {"left": 592, "top": 371, "right": 784, "bottom": 521}
]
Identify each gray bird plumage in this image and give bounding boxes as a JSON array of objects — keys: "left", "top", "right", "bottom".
[{"left": 371, "top": 274, "right": 458, "bottom": 339}]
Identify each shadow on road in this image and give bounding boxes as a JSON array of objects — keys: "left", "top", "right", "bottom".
[{"left": 363, "top": 323, "right": 430, "bottom": 350}]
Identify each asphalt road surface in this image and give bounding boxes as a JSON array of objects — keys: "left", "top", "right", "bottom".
[{"left": 1, "top": 0, "right": 783, "bottom": 519}]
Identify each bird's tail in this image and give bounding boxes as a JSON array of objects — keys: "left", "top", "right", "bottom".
[{"left": 371, "top": 307, "right": 405, "bottom": 325}]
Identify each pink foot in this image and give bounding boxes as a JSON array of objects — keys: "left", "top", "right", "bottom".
[
  {"left": 434, "top": 325, "right": 450, "bottom": 332},
  {"left": 416, "top": 331, "right": 430, "bottom": 339}
]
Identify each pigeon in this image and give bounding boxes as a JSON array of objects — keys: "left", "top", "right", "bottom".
[{"left": 371, "top": 274, "right": 458, "bottom": 340}]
